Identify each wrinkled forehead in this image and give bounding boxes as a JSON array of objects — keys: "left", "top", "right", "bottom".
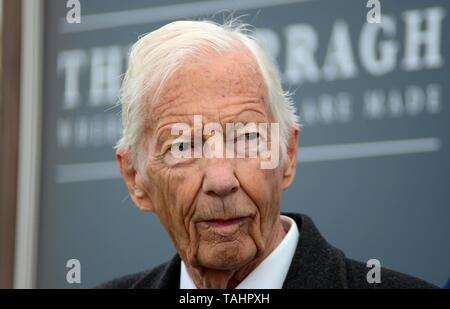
[{"left": 143, "top": 48, "right": 271, "bottom": 126}]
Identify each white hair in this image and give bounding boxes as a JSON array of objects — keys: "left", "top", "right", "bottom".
[{"left": 116, "top": 19, "right": 300, "bottom": 164}]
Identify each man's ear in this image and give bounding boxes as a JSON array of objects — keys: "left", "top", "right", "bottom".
[
  {"left": 116, "top": 148, "right": 154, "bottom": 212},
  {"left": 281, "top": 128, "right": 299, "bottom": 190}
]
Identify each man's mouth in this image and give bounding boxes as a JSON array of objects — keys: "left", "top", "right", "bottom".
[{"left": 204, "top": 216, "right": 249, "bottom": 227}]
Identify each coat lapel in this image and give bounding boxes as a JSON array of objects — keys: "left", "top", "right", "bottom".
[{"left": 282, "top": 213, "right": 349, "bottom": 288}]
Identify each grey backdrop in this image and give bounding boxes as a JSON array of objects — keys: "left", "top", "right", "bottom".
[{"left": 38, "top": 0, "right": 450, "bottom": 288}]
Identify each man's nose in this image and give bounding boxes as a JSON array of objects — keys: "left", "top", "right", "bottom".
[{"left": 202, "top": 159, "right": 239, "bottom": 197}]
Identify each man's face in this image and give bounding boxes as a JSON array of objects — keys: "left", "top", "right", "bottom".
[{"left": 120, "top": 49, "right": 298, "bottom": 271}]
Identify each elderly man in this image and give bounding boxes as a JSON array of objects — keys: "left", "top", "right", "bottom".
[{"left": 99, "top": 20, "right": 435, "bottom": 289}]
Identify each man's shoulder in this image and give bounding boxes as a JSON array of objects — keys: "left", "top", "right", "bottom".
[
  {"left": 345, "top": 258, "right": 438, "bottom": 289},
  {"left": 283, "top": 213, "right": 438, "bottom": 289},
  {"left": 95, "top": 261, "right": 172, "bottom": 289}
]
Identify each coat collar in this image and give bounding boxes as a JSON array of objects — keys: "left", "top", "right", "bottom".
[{"left": 282, "top": 213, "right": 348, "bottom": 288}]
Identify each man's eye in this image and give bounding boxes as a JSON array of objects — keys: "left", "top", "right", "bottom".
[
  {"left": 244, "top": 132, "right": 259, "bottom": 140},
  {"left": 174, "top": 141, "right": 191, "bottom": 152}
]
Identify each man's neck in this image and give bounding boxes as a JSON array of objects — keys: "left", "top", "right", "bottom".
[{"left": 186, "top": 219, "right": 287, "bottom": 289}]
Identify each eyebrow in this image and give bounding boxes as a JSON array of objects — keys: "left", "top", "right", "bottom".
[{"left": 221, "top": 108, "right": 269, "bottom": 124}]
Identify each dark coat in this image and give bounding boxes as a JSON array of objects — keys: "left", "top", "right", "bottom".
[{"left": 97, "top": 213, "right": 437, "bottom": 289}]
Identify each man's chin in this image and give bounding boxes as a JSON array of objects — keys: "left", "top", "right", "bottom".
[{"left": 196, "top": 240, "right": 257, "bottom": 270}]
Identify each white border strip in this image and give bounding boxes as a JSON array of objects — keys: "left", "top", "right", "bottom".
[
  {"left": 55, "top": 161, "right": 120, "bottom": 184},
  {"left": 14, "top": 0, "right": 44, "bottom": 289},
  {"left": 59, "top": 0, "right": 311, "bottom": 34},
  {"left": 298, "top": 137, "right": 441, "bottom": 163},
  {"left": 55, "top": 138, "right": 441, "bottom": 183}
]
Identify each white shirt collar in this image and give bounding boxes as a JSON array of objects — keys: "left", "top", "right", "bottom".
[{"left": 180, "top": 215, "right": 299, "bottom": 289}]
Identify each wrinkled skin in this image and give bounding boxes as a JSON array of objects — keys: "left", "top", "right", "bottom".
[{"left": 117, "top": 48, "right": 299, "bottom": 289}]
